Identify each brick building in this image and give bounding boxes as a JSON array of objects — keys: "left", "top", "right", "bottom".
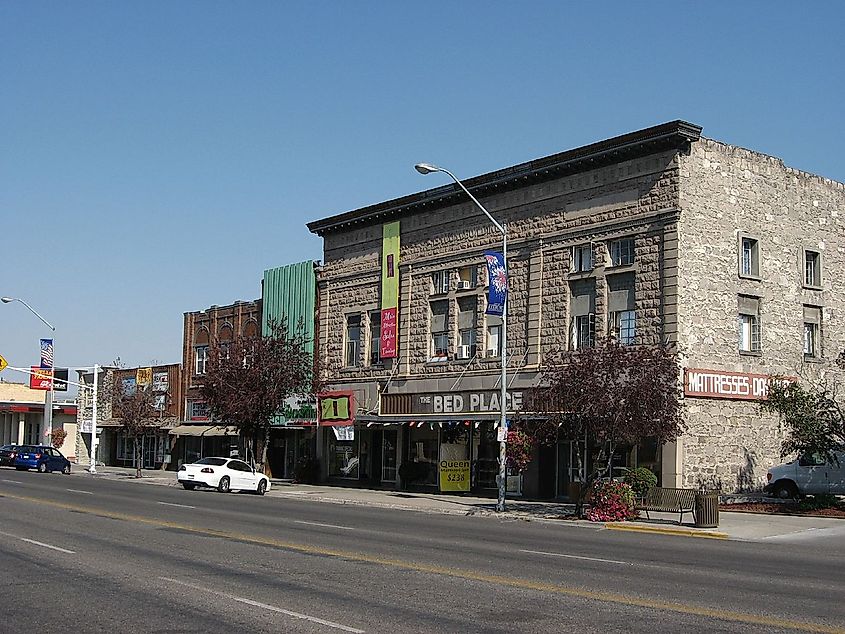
[
  {"left": 175, "top": 299, "right": 262, "bottom": 466},
  {"left": 308, "top": 120, "right": 844, "bottom": 497}
]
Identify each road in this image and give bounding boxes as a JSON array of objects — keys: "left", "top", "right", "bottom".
[{"left": 1, "top": 469, "right": 843, "bottom": 634}]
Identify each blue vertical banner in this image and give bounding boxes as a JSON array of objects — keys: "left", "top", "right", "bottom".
[
  {"left": 484, "top": 251, "right": 508, "bottom": 316},
  {"left": 39, "top": 339, "right": 54, "bottom": 369}
]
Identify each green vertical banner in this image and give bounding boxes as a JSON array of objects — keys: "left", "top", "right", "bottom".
[{"left": 380, "top": 221, "right": 400, "bottom": 358}]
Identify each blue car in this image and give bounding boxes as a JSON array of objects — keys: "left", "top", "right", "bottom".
[{"left": 14, "top": 445, "right": 71, "bottom": 474}]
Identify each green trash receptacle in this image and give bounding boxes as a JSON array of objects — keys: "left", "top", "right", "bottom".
[{"left": 694, "top": 492, "right": 720, "bottom": 528}]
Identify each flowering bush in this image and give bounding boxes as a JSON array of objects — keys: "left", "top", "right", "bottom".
[
  {"left": 586, "top": 480, "right": 638, "bottom": 522},
  {"left": 505, "top": 429, "right": 533, "bottom": 473}
]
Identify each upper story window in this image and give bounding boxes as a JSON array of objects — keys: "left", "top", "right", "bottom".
[
  {"left": 804, "top": 250, "right": 821, "bottom": 288},
  {"left": 738, "top": 295, "right": 761, "bottom": 354},
  {"left": 572, "top": 244, "right": 593, "bottom": 273},
  {"left": 195, "top": 346, "right": 208, "bottom": 375},
  {"left": 457, "top": 265, "right": 477, "bottom": 290},
  {"left": 430, "top": 300, "right": 448, "bottom": 361},
  {"left": 345, "top": 315, "right": 361, "bottom": 367},
  {"left": 609, "top": 238, "right": 635, "bottom": 267},
  {"left": 456, "top": 297, "right": 476, "bottom": 360},
  {"left": 570, "top": 279, "right": 596, "bottom": 350},
  {"left": 803, "top": 305, "right": 821, "bottom": 359},
  {"left": 486, "top": 316, "right": 502, "bottom": 358},
  {"left": 432, "top": 270, "right": 450, "bottom": 295},
  {"left": 607, "top": 273, "right": 636, "bottom": 345},
  {"left": 369, "top": 312, "right": 381, "bottom": 366},
  {"left": 740, "top": 236, "right": 760, "bottom": 278}
]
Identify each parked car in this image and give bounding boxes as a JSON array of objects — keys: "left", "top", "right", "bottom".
[
  {"left": 14, "top": 445, "right": 71, "bottom": 473},
  {"left": 178, "top": 457, "right": 270, "bottom": 495},
  {"left": 765, "top": 449, "right": 845, "bottom": 498},
  {"left": 0, "top": 444, "right": 21, "bottom": 467}
]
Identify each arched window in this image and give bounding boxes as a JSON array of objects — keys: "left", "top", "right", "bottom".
[
  {"left": 243, "top": 320, "right": 259, "bottom": 338},
  {"left": 194, "top": 327, "right": 210, "bottom": 375},
  {"left": 218, "top": 324, "right": 234, "bottom": 342}
]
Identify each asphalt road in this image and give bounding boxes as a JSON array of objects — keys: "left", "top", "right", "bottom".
[{"left": 1, "top": 469, "right": 843, "bottom": 634}]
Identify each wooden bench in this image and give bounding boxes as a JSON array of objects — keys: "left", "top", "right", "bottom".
[{"left": 635, "top": 487, "right": 697, "bottom": 525}]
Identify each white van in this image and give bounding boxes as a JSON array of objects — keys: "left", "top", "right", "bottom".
[{"left": 765, "top": 450, "right": 845, "bottom": 498}]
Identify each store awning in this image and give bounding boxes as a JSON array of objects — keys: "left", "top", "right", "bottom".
[{"left": 169, "top": 425, "right": 239, "bottom": 437}]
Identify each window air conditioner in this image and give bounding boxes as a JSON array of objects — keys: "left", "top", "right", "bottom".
[
  {"left": 457, "top": 345, "right": 472, "bottom": 360},
  {"left": 486, "top": 348, "right": 498, "bottom": 358},
  {"left": 456, "top": 280, "right": 472, "bottom": 290}
]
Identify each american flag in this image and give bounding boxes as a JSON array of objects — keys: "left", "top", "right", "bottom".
[{"left": 40, "top": 339, "right": 54, "bottom": 369}]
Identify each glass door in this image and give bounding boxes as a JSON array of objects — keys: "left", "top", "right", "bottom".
[{"left": 381, "top": 429, "right": 398, "bottom": 482}]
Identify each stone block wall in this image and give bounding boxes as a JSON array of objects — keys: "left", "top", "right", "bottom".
[{"left": 677, "top": 137, "right": 845, "bottom": 490}]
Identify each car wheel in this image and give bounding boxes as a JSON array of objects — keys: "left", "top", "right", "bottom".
[
  {"left": 182, "top": 482, "right": 196, "bottom": 490},
  {"left": 62, "top": 464, "right": 71, "bottom": 474},
  {"left": 256, "top": 479, "right": 267, "bottom": 496},
  {"left": 38, "top": 462, "right": 48, "bottom": 473},
  {"left": 774, "top": 481, "right": 799, "bottom": 499},
  {"left": 217, "top": 476, "right": 230, "bottom": 493}
]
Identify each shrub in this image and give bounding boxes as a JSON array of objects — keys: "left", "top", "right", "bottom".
[
  {"left": 51, "top": 428, "right": 68, "bottom": 449},
  {"left": 799, "top": 493, "right": 842, "bottom": 511},
  {"left": 623, "top": 467, "right": 657, "bottom": 498},
  {"left": 587, "top": 480, "right": 638, "bottom": 522},
  {"left": 506, "top": 429, "right": 533, "bottom": 474}
]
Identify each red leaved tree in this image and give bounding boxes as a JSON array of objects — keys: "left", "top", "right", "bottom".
[
  {"left": 531, "top": 339, "right": 684, "bottom": 515},
  {"left": 200, "top": 319, "right": 315, "bottom": 473}
]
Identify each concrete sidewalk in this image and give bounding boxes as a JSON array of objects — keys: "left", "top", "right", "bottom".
[{"left": 75, "top": 465, "right": 845, "bottom": 543}]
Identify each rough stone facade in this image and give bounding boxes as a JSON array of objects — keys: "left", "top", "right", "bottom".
[
  {"left": 309, "top": 121, "right": 845, "bottom": 495},
  {"left": 677, "top": 138, "right": 845, "bottom": 490}
]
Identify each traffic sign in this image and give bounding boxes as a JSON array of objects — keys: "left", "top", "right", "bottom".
[{"left": 0, "top": 355, "right": 6, "bottom": 372}]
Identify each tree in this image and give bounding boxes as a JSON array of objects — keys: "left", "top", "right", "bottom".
[
  {"left": 109, "top": 376, "right": 162, "bottom": 478},
  {"left": 50, "top": 428, "right": 67, "bottom": 450},
  {"left": 200, "top": 319, "right": 315, "bottom": 473},
  {"left": 761, "top": 378, "right": 845, "bottom": 466},
  {"left": 530, "top": 339, "right": 684, "bottom": 515}
]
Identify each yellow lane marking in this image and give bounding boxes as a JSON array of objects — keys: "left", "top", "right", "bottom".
[
  {"left": 605, "top": 523, "right": 729, "bottom": 539},
  {"left": 1, "top": 492, "right": 842, "bottom": 634}
]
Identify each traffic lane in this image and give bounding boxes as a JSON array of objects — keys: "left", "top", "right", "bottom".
[
  {"left": 2, "top": 493, "right": 844, "bottom": 634},
  {"left": 0, "top": 498, "right": 821, "bottom": 634},
  {"left": 3, "top": 473, "right": 845, "bottom": 615}
]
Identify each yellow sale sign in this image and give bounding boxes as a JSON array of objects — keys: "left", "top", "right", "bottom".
[{"left": 439, "top": 460, "right": 470, "bottom": 492}]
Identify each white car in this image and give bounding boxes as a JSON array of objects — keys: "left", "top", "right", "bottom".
[{"left": 178, "top": 457, "right": 270, "bottom": 495}]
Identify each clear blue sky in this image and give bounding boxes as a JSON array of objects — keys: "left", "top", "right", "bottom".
[{"left": 2, "top": 1, "right": 843, "bottom": 378}]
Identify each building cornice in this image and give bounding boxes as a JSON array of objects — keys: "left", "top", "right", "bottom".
[{"left": 307, "top": 120, "right": 701, "bottom": 236}]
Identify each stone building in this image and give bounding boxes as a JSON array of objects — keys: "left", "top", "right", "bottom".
[{"left": 307, "top": 120, "right": 845, "bottom": 496}]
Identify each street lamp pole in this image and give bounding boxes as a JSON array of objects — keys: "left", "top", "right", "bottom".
[
  {"left": 89, "top": 364, "right": 100, "bottom": 473},
  {"left": 414, "top": 164, "right": 509, "bottom": 512},
  {"left": 1, "top": 297, "right": 56, "bottom": 447}
]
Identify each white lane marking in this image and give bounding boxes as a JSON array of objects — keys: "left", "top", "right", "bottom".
[
  {"left": 158, "top": 501, "right": 196, "bottom": 509},
  {"left": 160, "top": 577, "right": 364, "bottom": 633},
  {"left": 0, "top": 530, "right": 75, "bottom": 554},
  {"left": 519, "top": 549, "right": 633, "bottom": 566},
  {"left": 66, "top": 489, "right": 94, "bottom": 495},
  {"left": 293, "top": 520, "right": 354, "bottom": 531},
  {"left": 1, "top": 479, "right": 26, "bottom": 484}
]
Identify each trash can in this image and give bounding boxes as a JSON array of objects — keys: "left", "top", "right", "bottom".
[{"left": 694, "top": 492, "right": 720, "bottom": 528}]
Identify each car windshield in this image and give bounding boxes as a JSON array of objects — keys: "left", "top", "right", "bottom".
[
  {"left": 194, "top": 457, "right": 227, "bottom": 466},
  {"left": 20, "top": 446, "right": 38, "bottom": 453}
]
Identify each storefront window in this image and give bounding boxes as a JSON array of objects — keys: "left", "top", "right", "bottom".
[
  {"left": 473, "top": 423, "right": 498, "bottom": 488},
  {"left": 381, "top": 429, "right": 398, "bottom": 482},
  {"left": 329, "top": 434, "right": 359, "bottom": 479},
  {"left": 408, "top": 425, "right": 439, "bottom": 485}
]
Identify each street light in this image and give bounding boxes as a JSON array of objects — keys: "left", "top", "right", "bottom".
[
  {"left": 414, "top": 163, "right": 509, "bottom": 512},
  {"left": 1, "top": 297, "right": 56, "bottom": 446}
]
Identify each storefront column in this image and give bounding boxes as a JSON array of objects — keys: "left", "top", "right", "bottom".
[
  {"left": 661, "top": 439, "right": 683, "bottom": 488},
  {"left": 17, "top": 416, "right": 25, "bottom": 444}
]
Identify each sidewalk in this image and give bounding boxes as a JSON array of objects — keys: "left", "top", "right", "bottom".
[{"left": 76, "top": 465, "right": 845, "bottom": 543}]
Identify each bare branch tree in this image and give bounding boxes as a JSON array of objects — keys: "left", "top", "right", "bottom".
[{"left": 109, "top": 377, "right": 163, "bottom": 478}]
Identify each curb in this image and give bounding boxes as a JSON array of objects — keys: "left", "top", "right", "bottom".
[{"left": 604, "top": 522, "right": 728, "bottom": 539}]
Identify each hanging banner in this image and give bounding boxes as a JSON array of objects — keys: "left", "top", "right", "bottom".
[
  {"left": 380, "top": 221, "right": 400, "bottom": 359},
  {"left": 52, "top": 368, "right": 69, "bottom": 392},
  {"left": 136, "top": 367, "right": 152, "bottom": 387},
  {"left": 484, "top": 251, "right": 507, "bottom": 316},
  {"left": 29, "top": 366, "right": 52, "bottom": 390},
  {"left": 40, "top": 339, "right": 54, "bottom": 369},
  {"left": 317, "top": 391, "right": 355, "bottom": 426}
]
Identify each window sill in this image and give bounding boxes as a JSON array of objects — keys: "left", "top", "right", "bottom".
[
  {"left": 739, "top": 350, "right": 763, "bottom": 357},
  {"left": 606, "top": 263, "right": 637, "bottom": 274},
  {"left": 567, "top": 270, "right": 595, "bottom": 281},
  {"left": 802, "top": 284, "right": 823, "bottom": 291},
  {"left": 340, "top": 366, "right": 363, "bottom": 372},
  {"left": 738, "top": 274, "right": 762, "bottom": 282},
  {"left": 803, "top": 355, "right": 824, "bottom": 363}
]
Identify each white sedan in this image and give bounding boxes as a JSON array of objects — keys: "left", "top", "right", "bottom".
[{"left": 178, "top": 457, "right": 270, "bottom": 495}]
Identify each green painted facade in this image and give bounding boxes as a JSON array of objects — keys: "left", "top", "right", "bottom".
[{"left": 261, "top": 261, "right": 317, "bottom": 343}]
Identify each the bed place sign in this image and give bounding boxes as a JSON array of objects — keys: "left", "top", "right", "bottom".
[
  {"left": 422, "top": 390, "right": 523, "bottom": 414},
  {"left": 684, "top": 368, "right": 793, "bottom": 401}
]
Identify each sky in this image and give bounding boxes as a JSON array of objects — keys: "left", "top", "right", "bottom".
[{"left": 1, "top": 1, "right": 843, "bottom": 382}]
